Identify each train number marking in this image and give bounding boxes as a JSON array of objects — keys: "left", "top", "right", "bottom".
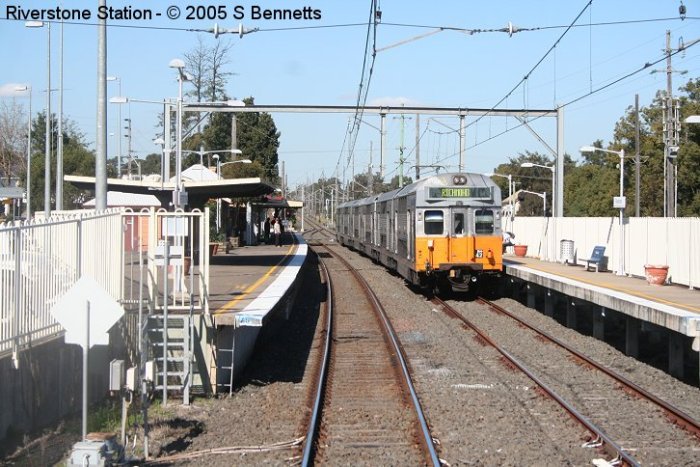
[{"left": 475, "top": 249, "right": 484, "bottom": 258}]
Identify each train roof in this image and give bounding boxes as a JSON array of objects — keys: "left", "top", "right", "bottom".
[{"left": 337, "top": 172, "right": 499, "bottom": 209}]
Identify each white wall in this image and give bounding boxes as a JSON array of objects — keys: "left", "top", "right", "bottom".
[{"left": 508, "top": 216, "right": 700, "bottom": 288}]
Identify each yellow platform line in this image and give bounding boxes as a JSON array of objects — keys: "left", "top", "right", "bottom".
[
  {"left": 520, "top": 262, "right": 700, "bottom": 313},
  {"left": 213, "top": 243, "right": 296, "bottom": 315}
]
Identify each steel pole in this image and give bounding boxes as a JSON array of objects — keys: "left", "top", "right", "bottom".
[
  {"left": 619, "top": 149, "right": 625, "bottom": 276},
  {"left": 44, "top": 21, "right": 51, "bottom": 218},
  {"left": 95, "top": 0, "right": 108, "bottom": 210},
  {"left": 26, "top": 88, "right": 32, "bottom": 219}
]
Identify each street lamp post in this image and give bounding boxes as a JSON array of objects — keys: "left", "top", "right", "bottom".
[
  {"left": 25, "top": 20, "right": 51, "bottom": 217},
  {"left": 107, "top": 76, "right": 122, "bottom": 177},
  {"left": 519, "top": 190, "right": 547, "bottom": 260},
  {"left": 169, "top": 59, "right": 188, "bottom": 209},
  {"left": 486, "top": 172, "right": 513, "bottom": 229},
  {"left": 580, "top": 145, "right": 626, "bottom": 276},
  {"left": 15, "top": 86, "right": 32, "bottom": 219},
  {"left": 520, "top": 162, "right": 554, "bottom": 217}
]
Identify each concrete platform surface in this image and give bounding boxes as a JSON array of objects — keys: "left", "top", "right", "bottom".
[{"left": 209, "top": 233, "right": 307, "bottom": 327}]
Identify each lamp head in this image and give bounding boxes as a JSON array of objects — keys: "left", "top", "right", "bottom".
[
  {"left": 685, "top": 115, "right": 700, "bottom": 123},
  {"left": 579, "top": 146, "right": 597, "bottom": 153},
  {"left": 15, "top": 85, "right": 29, "bottom": 92},
  {"left": 520, "top": 162, "right": 535, "bottom": 168},
  {"left": 153, "top": 137, "right": 165, "bottom": 145},
  {"left": 484, "top": 172, "right": 494, "bottom": 177},
  {"left": 109, "top": 96, "right": 128, "bottom": 104},
  {"left": 25, "top": 21, "right": 44, "bottom": 28},
  {"left": 168, "top": 58, "right": 185, "bottom": 69}
]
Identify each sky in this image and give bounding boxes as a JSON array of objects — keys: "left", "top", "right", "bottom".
[{"left": 1, "top": 1, "right": 699, "bottom": 190}]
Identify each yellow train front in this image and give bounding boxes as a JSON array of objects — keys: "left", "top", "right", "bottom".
[{"left": 336, "top": 173, "right": 504, "bottom": 294}]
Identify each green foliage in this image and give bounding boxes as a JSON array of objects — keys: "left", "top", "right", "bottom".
[
  {"left": 25, "top": 111, "right": 97, "bottom": 212},
  {"left": 501, "top": 77, "right": 700, "bottom": 217}
]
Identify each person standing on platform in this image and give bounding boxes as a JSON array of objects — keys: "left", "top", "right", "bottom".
[
  {"left": 273, "top": 217, "right": 282, "bottom": 247},
  {"left": 264, "top": 217, "right": 271, "bottom": 244}
]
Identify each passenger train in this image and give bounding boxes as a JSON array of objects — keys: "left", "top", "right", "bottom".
[{"left": 336, "top": 173, "right": 504, "bottom": 294}]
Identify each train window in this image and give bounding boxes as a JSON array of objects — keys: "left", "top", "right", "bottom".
[
  {"left": 474, "top": 209, "right": 494, "bottom": 234},
  {"left": 454, "top": 213, "right": 464, "bottom": 235},
  {"left": 424, "top": 210, "right": 444, "bottom": 235}
]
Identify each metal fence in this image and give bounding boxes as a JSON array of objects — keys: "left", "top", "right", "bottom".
[
  {"left": 507, "top": 216, "right": 700, "bottom": 288},
  {"left": 0, "top": 207, "right": 211, "bottom": 367},
  {"left": 0, "top": 209, "right": 123, "bottom": 366}
]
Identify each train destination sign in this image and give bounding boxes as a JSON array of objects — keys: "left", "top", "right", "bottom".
[{"left": 427, "top": 187, "right": 492, "bottom": 200}]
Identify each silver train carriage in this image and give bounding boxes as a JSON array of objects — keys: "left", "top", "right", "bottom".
[{"left": 336, "top": 173, "right": 505, "bottom": 293}]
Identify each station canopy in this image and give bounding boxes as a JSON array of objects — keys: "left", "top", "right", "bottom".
[{"left": 65, "top": 170, "right": 275, "bottom": 208}]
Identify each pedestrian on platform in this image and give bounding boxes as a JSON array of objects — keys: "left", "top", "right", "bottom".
[
  {"left": 273, "top": 217, "right": 282, "bottom": 247},
  {"left": 502, "top": 231, "right": 515, "bottom": 253},
  {"left": 264, "top": 217, "right": 271, "bottom": 244}
]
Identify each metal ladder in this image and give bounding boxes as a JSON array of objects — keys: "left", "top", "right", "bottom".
[
  {"left": 148, "top": 313, "right": 192, "bottom": 404},
  {"left": 216, "top": 327, "right": 236, "bottom": 395}
]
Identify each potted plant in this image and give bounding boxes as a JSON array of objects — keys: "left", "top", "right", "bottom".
[
  {"left": 210, "top": 230, "right": 225, "bottom": 256},
  {"left": 514, "top": 244, "right": 528, "bottom": 257},
  {"left": 644, "top": 264, "right": 669, "bottom": 285}
]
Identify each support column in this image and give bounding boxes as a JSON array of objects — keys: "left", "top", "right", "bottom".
[
  {"left": 566, "top": 300, "right": 577, "bottom": 329},
  {"left": 544, "top": 289, "right": 554, "bottom": 318},
  {"left": 526, "top": 284, "right": 536, "bottom": 309},
  {"left": 625, "top": 316, "right": 639, "bottom": 358},
  {"left": 668, "top": 333, "right": 684, "bottom": 379},
  {"left": 593, "top": 307, "right": 605, "bottom": 340}
]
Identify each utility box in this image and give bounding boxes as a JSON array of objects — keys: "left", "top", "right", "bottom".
[
  {"left": 67, "top": 433, "right": 123, "bottom": 466},
  {"left": 108, "top": 360, "right": 125, "bottom": 392},
  {"left": 125, "top": 367, "right": 137, "bottom": 392},
  {"left": 560, "top": 239, "right": 575, "bottom": 265}
]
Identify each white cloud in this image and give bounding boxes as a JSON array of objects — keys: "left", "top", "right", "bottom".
[
  {"left": 0, "top": 83, "right": 29, "bottom": 97},
  {"left": 368, "top": 96, "right": 421, "bottom": 107}
]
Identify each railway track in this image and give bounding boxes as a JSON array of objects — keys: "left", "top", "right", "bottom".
[
  {"left": 436, "top": 296, "right": 700, "bottom": 465},
  {"left": 474, "top": 297, "right": 700, "bottom": 441},
  {"left": 300, "top": 242, "right": 440, "bottom": 466},
  {"left": 304, "top": 219, "right": 700, "bottom": 464}
]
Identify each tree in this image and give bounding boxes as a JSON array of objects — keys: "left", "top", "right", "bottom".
[
  {"left": 237, "top": 97, "right": 280, "bottom": 181},
  {"left": 0, "top": 100, "right": 27, "bottom": 184},
  {"left": 26, "top": 111, "right": 97, "bottom": 212}
]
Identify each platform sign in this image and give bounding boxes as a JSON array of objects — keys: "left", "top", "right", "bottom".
[
  {"left": 51, "top": 276, "right": 124, "bottom": 348},
  {"left": 613, "top": 196, "right": 626, "bottom": 209}
]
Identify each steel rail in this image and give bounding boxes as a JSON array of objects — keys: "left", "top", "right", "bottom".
[
  {"left": 300, "top": 253, "right": 334, "bottom": 467},
  {"left": 476, "top": 297, "right": 700, "bottom": 441},
  {"left": 325, "top": 245, "right": 441, "bottom": 466},
  {"left": 433, "top": 297, "right": 639, "bottom": 467}
]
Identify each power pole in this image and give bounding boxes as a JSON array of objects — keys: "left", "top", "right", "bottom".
[
  {"left": 124, "top": 118, "right": 132, "bottom": 178},
  {"left": 663, "top": 30, "right": 680, "bottom": 217},
  {"left": 415, "top": 114, "right": 420, "bottom": 180},
  {"left": 635, "top": 94, "right": 640, "bottom": 217},
  {"left": 367, "top": 141, "right": 373, "bottom": 196}
]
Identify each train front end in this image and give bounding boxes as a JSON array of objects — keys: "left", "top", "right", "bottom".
[{"left": 413, "top": 174, "right": 503, "bottom": 294}]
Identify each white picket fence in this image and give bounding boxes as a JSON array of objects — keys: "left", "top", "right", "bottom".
[{"left": 507, "top": 216, "right": 700, "bottom": 288}]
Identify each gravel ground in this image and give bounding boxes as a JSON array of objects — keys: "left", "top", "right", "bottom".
[
  {"left": 4, "top": 232, "right": 698, "bottom": 466},
  {"left": 332, "top": 243, "right": 700, "bottom": 466}
]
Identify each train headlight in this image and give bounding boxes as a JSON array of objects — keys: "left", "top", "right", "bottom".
[
  {"left": 427, "top": 239, "right": 434, "bottom": 250},
  {"left": 452, "top": 175, "right": 467, "bottom": 185},
  {"left": 486, "top": 249, "right": 494, "bottom": 259}
]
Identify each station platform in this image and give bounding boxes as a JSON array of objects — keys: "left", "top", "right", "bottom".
[
  {"left": 504, "top": 254, "right": 700, "bottom": 342},
  {"left": 208, "top": 232, "right": 308, "bottom": 327}
]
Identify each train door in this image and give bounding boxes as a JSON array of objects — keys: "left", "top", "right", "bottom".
[
  {"left": 407, "top": 210, "right": 413, "bottom": 259},
  {"left": 472, "top": 208, "right": 498, "bottom": 265},
  {"left": 450, "top": 208, "right": 468, "bottom": 263}
]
